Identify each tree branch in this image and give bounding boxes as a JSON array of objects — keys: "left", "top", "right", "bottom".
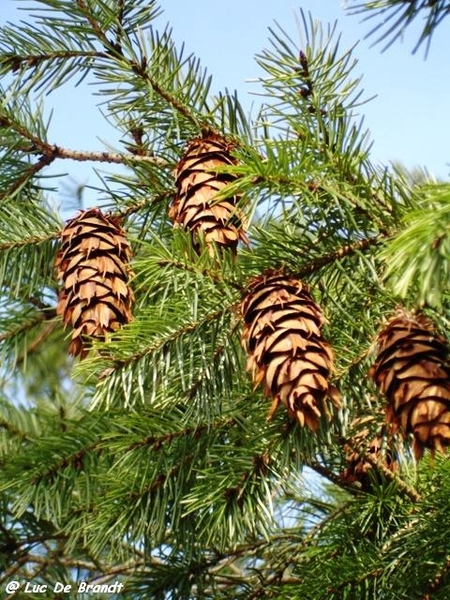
[
  {"left": 186, "top": 319, "right": 242, "bottom": 401},
  {"left": 1, "top": 155, "right": 57, "bottom": 199},
  {"left": 1, "top": 50, "right": 106, "bottom": 73},
  {"left": 296, "top": 235, "right": 383, "bottom": 279},
  {"left": 306, "top": 459, "right": 359, "bottom": 495},
  {"left": 75, "top": 0, "right": 114, "bottom": 47},
  {"left": 30, "top": 440, "right": 101, "bottom": 485},
  {"left": 422, "top": 556, "right": 450, "bottom": 600},
  {"left": 0, "top": 231, "right": 60, "bottom": 251},
  {"left": 156, "top": 258, "right": 243, "bottom": 291},
  {"left": 35, "top": 146, "right": 168, "bottom": 167},
  {"left": 75, "top": 0, "right": 209, "bottom": 131},
  {"left": 326, "top": 567, "right": 384, "bottom": 596},
  {"left": 0, "top": 310, "right": 56, "bottom": 344},
  {"left": 126, "top": 418, "right": 236, "bottom": 453},
  {"left": 0, "top": 113, "right": 168, "bottom": 168},
  {"left": 344, "top": 437, "right": 422, "bottom": 503},
  {"left": 99, "top": 305, "right": 232, "bottom": 374}
]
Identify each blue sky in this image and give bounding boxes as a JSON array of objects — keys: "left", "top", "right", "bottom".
[
  {"left": 160, "top": 0, "right": 450, "bottom": 178},
  {"left": 1, "top": 0, "right": 449, "bottom": 204}
]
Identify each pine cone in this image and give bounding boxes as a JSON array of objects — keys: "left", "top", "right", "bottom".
[
  {"left": 369, "top": 310, "right": 450, "bottom": 459},
  {"left": 170, "top": 134, "right": 247, "bottom": 253},
  {"left": 240, "top": 270, "right": 340, "bottom": 431},
  {"left": 55, "top": 208, "right": 134, "bottom": 357},
  {"left": 341, "top": 417, "right": 398, "bottom": 489}
]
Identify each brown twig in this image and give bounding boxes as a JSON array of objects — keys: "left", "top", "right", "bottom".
[
  {"left": 75, "top": 0, "right": 113, "bottom": 47},
  {"left": 38, "top": 146, "right": 168, "bottom": 166},
  {"left": 307, "top": 459, "right": 360, "bottom": 494},
  {"left": 2, "top": 50, "right": 106, "bottom": 73},
  {"left": 1, "top": 155, "right": 57, "bottom": 199},
  {"left": 0, "top": 555, "right": 29, "bottom": 586},
  {"left": 1, "top": 113, "right": 168, "bottom": 167},
  {"left": 21, "top": 143, "right": 167, "bottom": 167}
]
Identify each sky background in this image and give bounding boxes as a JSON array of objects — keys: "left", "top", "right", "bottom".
[{"left": 1, "top": 0, "right": 449, "bottom": 210}]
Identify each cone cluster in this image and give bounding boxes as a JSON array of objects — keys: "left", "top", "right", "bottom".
[
  {"left": 55, "top": 208, "right": 134, "bottom": 357},
  {"left": 369, "top": 310, "right": 450, "bottom": 459},
  {"left": 51, "top": 128, "right": 450, "bottom": 469},
  {"left": 170, "top": 134, "right": 247, "bottom": 253},
  {"left": 240, "top": 270, "right": 340, "bottom": 431}
]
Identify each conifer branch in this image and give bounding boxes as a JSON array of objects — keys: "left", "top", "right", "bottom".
[
  {"left": 86, "top": 558, "right": 147, "bottom": 583},
  {"left": 0, "top": 555, "right": 29, "bottom": 586},
  {"left": 223, "top": 451, "right": 271, "bottom": 507},
  {"left": 2, "top": 155, "right": 56, "bottom": 198},
  {"left": 307, "top": 459, "right": 359, "bottom": 494},
  {"left": 242, "top": 505, "right": 354, "bottom": 598},
  {"left": 186, "top": 321, "right": 242, "bottom": 401},
  {"left": 35, "top": 146, "right": 168, "bottom": 166},
  {"left": 0, "top": 310, "right": 56, "bottom": 344},
  {"left": 75, "top": 0, "right": 115, "bottom": 49},
  {"left": 0, "top": 232, "right": 59, "bottom": 250},
  {"left": 156, "top": 258, "right": 243, "bottom": 291},
  {"left": 126, "top": 417, "right": 236, "bottom": 453},
  {"left": 128, "top": 452, "right": 196, "bottom": 501},
  {"left": 0, "top": 417, "right": 31, "bottom": 442},
  {"left": 101, "top": 306, "right": 232, "bottom": 374},
  {"left": 146, "top": 72, "right": 208, "bottom": 131},
  {"left": 345, "top": 0, "right": 449, "bottom": 53},
  {"left": 114, "top": 192, "right": 169, "bottom": 219},
  {"left": 30, "top": 441, "right": 100, "bottom": 485},
  {"left": 297, "top": 235, "right": 383, "bottom": 277},
  {"left": 422, "top": 557, "right": 450, "bottom": 600},
  {"left": 16, "top": 323, "right": 60, "bottom": 366},
  {"left": 326, "top": 567, "right": 384, "bottom": 595},
  {"left": 0, "top": 2, "right": 446, "bottom": 594},
  {"left": 0, "top": 113, "right": 167, "bottom": 167},
  {"left": 123, "top": 55, "right": 213, "bottom": 133},
  {"left": 344, "top": 438, "right": 422, "bottom": 502},
  {"left": 74, "top": 0, "right": 210, "bottom": 131},
  {"left": 2, "top": 50, "right": 106, "bottom": 73}
]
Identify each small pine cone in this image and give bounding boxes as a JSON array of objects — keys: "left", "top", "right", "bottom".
[
  {"left": 240, "top": 270, "right": 340, "bottom": 431},
  {"left": 341, "top": 417, "right": 398, "bottom": 489},
  {"left": 369, "top": 309, "right": 450, "bottom": 459},
  {"left": 170, "top": 133, "right": 248, "bottom": 253},
  {"left": 54, "top": 208, "right": 134, "bottom": 357}
]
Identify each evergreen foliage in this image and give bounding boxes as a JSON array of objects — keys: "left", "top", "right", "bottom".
[
  {"left": 0, "top": 1, "right": 449, "bottom": 598},
  {"left": 345, "top": 0, "right": 450, "bottom": 53}
]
